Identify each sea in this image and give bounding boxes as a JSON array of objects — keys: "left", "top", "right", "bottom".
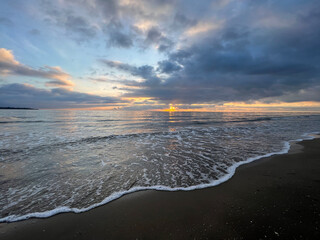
[{"left": 0, "top": 110, "right": 319, "bottom": 222}]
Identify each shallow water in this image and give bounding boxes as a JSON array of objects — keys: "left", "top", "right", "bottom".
[{"left": 0, "top": 110, "right": 319, "bottom": 222}]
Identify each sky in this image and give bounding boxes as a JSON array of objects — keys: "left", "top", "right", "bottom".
[{"left": 0, "top": 0, "right": 320, "bottom": 111}]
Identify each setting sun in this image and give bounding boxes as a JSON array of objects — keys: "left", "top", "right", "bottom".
[
  {"left": 161, "top": 104, "right": 177, "bottom": 112},
  {"left": 169, "top": 105, "right": 176, "bottom": 112}
]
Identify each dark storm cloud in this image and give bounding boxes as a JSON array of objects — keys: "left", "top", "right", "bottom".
[
  {"left": 111, "top": 0, "right": 320, "bottom": 103},
  {"left": 172, "top": 13, "right": 197, "bottom": 29},
  {"left": 37, "top": 0, "right": 320, "bottom": 104},
  {"left": 39, "top": 0, "right": 178, "bottom": 50},
  {"left": 95, "top": 0, "right": 119, "bottom": 18},
  {"left": 0, "top": 83, "right": 124, "bottom": 109},
  {"left": 108, "top": 30, "right": 133, "bottom": 48},
  {"left": 145, "top": 27, "right": 162, "bottom": 43},
  {"left": 157, "top": 60, "right": 182, "bottom": 74},
  {"left": 100, "top": 60, "right": 161, "bottom": 85},
  {"left": 279, "top": 86, "right": 320, "bottom": 103},
  {"left": 105, "top": 20, "right": 134, "bottom": 48},
  {"left": 144, "top": 27, "right": 174, "bottom": 52}
]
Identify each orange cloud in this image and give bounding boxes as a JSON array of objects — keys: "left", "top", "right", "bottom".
[
  {"left": 0, "top": 48, "right": 74, "bottom": 87},
  {"left": 0, "top": 48, "right": 19, "bottom": 66}
]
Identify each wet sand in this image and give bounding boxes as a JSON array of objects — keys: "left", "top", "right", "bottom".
[{"left": 1, "top": 138, "right": 320, "bottom": 239}]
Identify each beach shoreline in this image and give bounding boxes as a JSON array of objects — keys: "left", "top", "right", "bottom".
[
  {"left": 1, "top": 134, "right": 313, "bottom": 224},
  {"left": 1, "top": 138, "right": 320, "bottom": 239}
]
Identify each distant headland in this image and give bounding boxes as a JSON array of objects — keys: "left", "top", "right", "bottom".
[{"left": 0, "top": 107, "right": 38, "bottom": 110}]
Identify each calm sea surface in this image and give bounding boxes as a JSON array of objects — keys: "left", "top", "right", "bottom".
[{"left": 0, "top": 110, "right": 319, "bottom": 222}]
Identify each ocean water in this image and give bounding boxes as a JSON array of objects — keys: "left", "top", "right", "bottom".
[{"left": 0, "top": 110, "right": 319, "bottom": 222}]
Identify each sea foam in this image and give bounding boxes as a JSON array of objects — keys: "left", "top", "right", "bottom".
[{"left": 0, "top": 132, "right": 317, "bottom": 223}]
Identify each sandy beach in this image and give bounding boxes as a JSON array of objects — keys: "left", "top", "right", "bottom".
[{"left": 1, "top": 138, "right": 319, "bottom": 239}]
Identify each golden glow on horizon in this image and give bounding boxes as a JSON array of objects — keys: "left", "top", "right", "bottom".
[
  {"left": 153, "top": 101, "right": 320, "bottom": 112},
  {"left": 224, "top": 101, "right": 320, "bottom": 108},
  {"left": 162, "top": 104, "right": 178, "bottom": 112},
  {"left": 46, "top": 101, "right": 320, "bottom": 112}
]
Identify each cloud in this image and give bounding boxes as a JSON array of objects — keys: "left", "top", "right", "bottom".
[
  {"left": 39, "top": 0, "right": 121, "bottom": 45},
  {"left": 144, "top": 27, "right": 174, "bottom": 52},
  {"left": 105, "top": 20, "right": 134, "bottom": 48},
  {"left": 4, "top": 0, "right": 320, "bottom": 107},
  {"left": 171, "top": 13, "right": 197, "bottom": 30},
  {"left": 39, "top": 0, "right": 177, "bottom": 50},
  {"left": 157, "top": 60, "right": 182, "bottom": 73},
  {"left": 64, "top": 15, "right": 98, "bottom": 42},
  {"left": 108, "top": 30, "right": 133, "bottom": 48},
  {"left": 184, "top": 21, "right": 221, "bottom": 36},
  {"left": 269, "top": 86, "right": 320, "bottom": 103},
  {"left": 106, "top": 1, "right": 320, "bottom": 104},
  {"left": 88, "top": 77, "right": 109, "bottom": 83},
  {"left": 41, "top": 0, "right": 99, "bottom": 43},
  {"left": 100, "top": 59, "right": 161, "bottom": 85},
  {"left": 0, "top": 83, "right": 123, "bottom": 108},
  {"left": 0, "top": 48, "right": 74, "bottom": 87},
  {"left": 145, "top": 27, "right": 162, "bottom": 43}
]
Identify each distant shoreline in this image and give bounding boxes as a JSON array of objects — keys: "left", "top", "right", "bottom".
[{"left": 0, "top": 107, "right": 38, "bottom": 110}]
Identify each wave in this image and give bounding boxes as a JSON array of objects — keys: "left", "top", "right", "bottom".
[
  {"left": 0, "top": 120, "right": 66, "bottom": 124},
  {"left": 0, "top": 120, "right": 46, "bottom": 124},
  {"left": 97, "top": 119, "right": 125, "bottom": 122},
  {"left": 0, "top": 131, "right": 166, "bottom": 157},
  {"left": 2, "top": 115, "right": 313, "bottom": 126},
  {"left": 0, "top": 132, "right": 317, "bottom": 223},
  {"left": 238, "top": 117, "right": 273, "bottom": 122},
  {"left": 0, "top": 116, "right": 275, "bottom": 125},
  {"left": 192, "top": 117, "right": 273, "bottom": 125}
]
